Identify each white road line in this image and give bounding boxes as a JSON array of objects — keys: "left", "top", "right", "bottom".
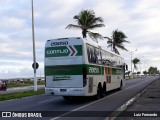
[
  {"left": 105, "top": 79, "right": 155, "bottom": 120},
  {"left": 38, "top": 97, "right": 61, "bottom": 104},
  {"left": 50, "top": 78, "right": 154, "bottom": 120}
]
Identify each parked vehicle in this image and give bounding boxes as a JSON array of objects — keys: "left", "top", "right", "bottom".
[{"left": 0, "top": 80, "right": 7, "bottom": 91}]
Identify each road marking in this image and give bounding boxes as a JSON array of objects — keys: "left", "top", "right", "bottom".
[
  {"left": 38, "top": 97, "right": 61, "bottom": 104},
  {"left": 105, "top": 79, "right": 156, "bottom": 120},
  {"left": 50, "top": 78, "right": 155, "bottom": 120}
]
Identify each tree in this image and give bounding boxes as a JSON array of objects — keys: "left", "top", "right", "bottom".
[
  {"left": 27, "top": 79, "right": 31, "bottom": 84},
  {"left": 137, "top": 71, "right": 140, "bottom": 76},
  {"left": 148, "top": 67, "right": 158, "bottom": 75},
  {"left": 143, "top": 71, "right": 147, "bottom": 75},
  {"left": 106, "top": 29, "right": 130, "bottom": 54},
  {"left": 132, "top": 58, "right": 140, "bottom": 74},
  {"left": 125, "top": 71, "right": 131, "bottom": 79},
  {"left": 66, "top": 9, "right": 105, "bottom": 42}
]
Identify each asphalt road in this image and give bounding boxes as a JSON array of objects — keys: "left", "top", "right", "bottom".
[{"left": 0, "top": 76, "right": 159, "bottom": 120}]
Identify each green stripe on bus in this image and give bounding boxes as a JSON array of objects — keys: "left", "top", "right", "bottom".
[
  {"left": 86, "top": 64, "right": 103, "bottom": 75},
  {"left": 45, "top": 64, "right": 122, "bottom": 76},
  {"left": 74, "top": 45, "right": 83, "bottom": 56}
]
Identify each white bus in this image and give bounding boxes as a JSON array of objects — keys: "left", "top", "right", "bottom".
[{"left": 45, "top": 37, "right": 127, "bottom": 100}]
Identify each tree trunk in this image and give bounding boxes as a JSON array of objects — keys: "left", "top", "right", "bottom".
[
  {"left": 113, "top": 41, "right": 116, "bottom": 53},
  {"left": 82, "top": 30, "right": 87, "bottom": 38}
]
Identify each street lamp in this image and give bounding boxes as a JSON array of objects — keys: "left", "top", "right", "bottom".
[
  {"left": 31, "top": 0, "right": 37, "bottom": 91},
  {"left": 129, "top": 49, "right": 137, "bottom": 73},
  {"left": 142, "top": 56, "right": 148, "bottom": 72}
]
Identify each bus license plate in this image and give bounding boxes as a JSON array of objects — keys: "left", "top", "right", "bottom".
[{"left": 60, "top": 89, "right": 67, "bottom": 92}]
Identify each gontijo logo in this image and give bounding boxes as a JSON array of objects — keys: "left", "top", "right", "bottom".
[
  {"left": 46, "top": 45, "right": 78, "bottom": 57},
  {"left": 47, "top": 49, "right": 69, "bottom": 54}
]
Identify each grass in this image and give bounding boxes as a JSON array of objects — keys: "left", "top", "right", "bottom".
[
  {"left": 7, "top": 80, "right": 45, "bottom": 88},
  {"left": 7, "top": 83, "right": 33, "bottom": 88},
  {"left": 0, "top": 89, "right": 45, "bottom": 101}
]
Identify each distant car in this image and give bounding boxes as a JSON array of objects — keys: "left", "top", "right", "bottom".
[{"left": 0, "top": 80, "right": 7, "bottom": 91}]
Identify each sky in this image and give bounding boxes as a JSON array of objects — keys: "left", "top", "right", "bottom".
[{"left": 0, "top": 0, "right": 160, "bottom": 79}]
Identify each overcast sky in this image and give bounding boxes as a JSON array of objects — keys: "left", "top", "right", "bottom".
[{"left": 0, "top": 0, "right": 160, "bottom": 79}]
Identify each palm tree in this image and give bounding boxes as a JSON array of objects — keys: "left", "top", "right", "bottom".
[
  {"left": 66, "top": 9, "right": 105, "bottom": 42},
  {"left": 106, "top": 29, "right": 130, "bottom": 54},
  {"left": 132, "top": 58, "right": 140, "bottom": 73},
  {"left": 125, "top": 71, "right": 131, "bottom": 79}
]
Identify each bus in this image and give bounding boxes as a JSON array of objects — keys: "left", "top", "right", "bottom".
[{"left": 45, "top": 37, "right": 127, "bottom": 100}]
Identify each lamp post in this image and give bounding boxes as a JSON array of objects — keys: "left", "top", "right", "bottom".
[
  {"left": 129, "top": 49, "right": 137, "bottom": 73},
  {"left": 142, "top": 56, "right": 148, "bottom": 72},
  {"left": 31, "top": 0, "right": 37, "bottom": 91}
]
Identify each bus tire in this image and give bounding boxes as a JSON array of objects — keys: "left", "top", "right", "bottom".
[
  {"left": 119, "top": 80, "right": 123, "bottom": 90},
  {"left": 95, "top": 84, "right": 103, "bottom": 100},
  {"left": 102, "top": 82, "right": 107, "bottom": 96}
]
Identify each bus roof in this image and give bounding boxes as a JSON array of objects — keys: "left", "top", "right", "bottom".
[{"left": 46, "top": 37, "right": 81, "bottom": 42}]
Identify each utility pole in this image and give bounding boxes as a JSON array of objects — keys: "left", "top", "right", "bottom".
[{"left": 31, "top": 0, "right": 37, "bottom": 91}]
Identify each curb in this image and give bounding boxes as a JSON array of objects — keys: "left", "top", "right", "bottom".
[{"left": 105, "top": 78, "right": 158, "bottom": 120}]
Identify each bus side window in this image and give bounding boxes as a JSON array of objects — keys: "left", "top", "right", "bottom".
[
  {"left": 101, "top": 50, "right": 105, "bottom": 65},
  {"left": 96, "top": 48, "right": 102, "bottom": 64},
  {"left": 111, "top": 61, "right": 116, "bottom": 66},
  {"left": 90, "top": 46, "right": 94, "bottom": 63},
  {"left": 87, "top": 45, "right": 100, "bottom": 64},
  {"left": 87, "top": 45, "right": 94, "bottom": 63},
  {"left": 93, "top": 47, "right": 97, "bottom": 63},
  {"left": 87, "top": 45, "right": 91, "bottom": 63},
  {"left": 96, "top": 48, "right": 101, "bottom": 64}
]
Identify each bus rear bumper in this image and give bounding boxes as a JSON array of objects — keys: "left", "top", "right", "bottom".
[{"left": 45, "top": 87, "right": 86, "bottom": 96}]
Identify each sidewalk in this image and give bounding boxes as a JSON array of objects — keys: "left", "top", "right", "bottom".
[{"left": 116, "top": 78, "right": 160, "bottom": 120}]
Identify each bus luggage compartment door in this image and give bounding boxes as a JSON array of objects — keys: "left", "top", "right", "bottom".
[{"left": 88, "top": 77, "right": 93, "bottom": 93}]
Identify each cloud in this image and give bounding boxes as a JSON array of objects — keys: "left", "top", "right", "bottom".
[
  {"left": 0, "top": 17, "right": 27, "bottom": 32},
  {"left": 0, "top": 0, "right": 160, "bottom": 78}
]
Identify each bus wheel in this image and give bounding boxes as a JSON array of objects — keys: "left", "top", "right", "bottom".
[
  {"left": 95, "top": 85, "right": 103, "bottom": 100},
  {"left": 102, "top": 83, "right": 106, "bottom": 97},
  {"left": 119, "top": 81, "right": 123, "bottom": 90}
]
